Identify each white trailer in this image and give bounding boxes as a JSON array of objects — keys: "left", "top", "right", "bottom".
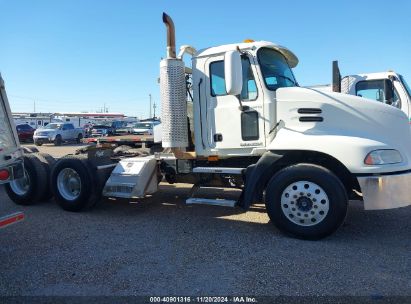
[
  {"left": 1, "top": 74, "right": 56, "bottom": 216},
  {"left": 5, "top": 14, "right": 411, "bottom": 239}
]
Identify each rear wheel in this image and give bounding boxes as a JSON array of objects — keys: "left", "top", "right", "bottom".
[
  {"left": 5, "top": 154, "right": 48, "bottom": 205},
  {"left": 54, "top": 135, "right": 62, "bottom": 146},
  {"left": 76, "top": 133, "right": 83, "bottom": 144},
  {"left": 36, "top": 153, "right": 56, "bottom": 201},
  {"left": 51, "top": 155, "right": 100, "bottom": 211},
  {"left": 265, "top": 163, "right": 348, "bottom": 240}
]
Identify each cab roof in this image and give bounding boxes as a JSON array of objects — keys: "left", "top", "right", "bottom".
[{"left": 194, "top": 41, "right": 299, "bottom": 68}]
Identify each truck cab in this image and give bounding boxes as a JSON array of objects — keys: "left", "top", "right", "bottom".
[
  {"left": 341, "top": 71, "right": 411, "bottom": 121},
  {"left": 192, "top": 41, "right": 298, "bottom": 157}
]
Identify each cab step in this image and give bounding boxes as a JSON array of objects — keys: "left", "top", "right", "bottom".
[
  {"left": 193, "top": 167, "right": 244, "bottom": 174},
  {"left": 186, "top": 198, "right": 237, "bottom": 207}
]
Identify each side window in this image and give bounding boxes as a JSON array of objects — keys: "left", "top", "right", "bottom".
[
  {"left": 241, "top": 57, "right": 257, "bottom": 101},
  {"left": 241, "top": 111, "right": 259, "bottom": 141},
  {"left": 210, "top": 57, "right": 257, "bottom": 100},
  {"left": 356, "top": 80, "right": 386, "bottom": 102},
  {"left": 210, "top": 61, "right": 226, "bottom": 96},
  {"left": 66, "top": 124, "right": 74, "bottom": 130}
]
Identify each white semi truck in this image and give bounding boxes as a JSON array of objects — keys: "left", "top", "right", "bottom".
[
  {"left": 309, "top": 61, "right": 411, "bottom": 122},
  {"left": 5, "top": 14, "right": 411, "bottom": 239}
]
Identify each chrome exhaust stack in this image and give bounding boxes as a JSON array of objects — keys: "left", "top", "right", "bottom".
[
  {"left": 160, "top": 13, "right": 189, "bottom": 153},
  {"left": 162, "top": 12, "right": 176, "bottom": 59}
]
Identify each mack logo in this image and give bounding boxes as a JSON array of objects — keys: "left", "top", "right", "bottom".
[{"left": 240, "top": 142, "right": 263, "bottom": 147}]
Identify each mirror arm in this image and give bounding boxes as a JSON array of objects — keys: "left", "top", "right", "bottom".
[{"left": 236, "top": 95, "right": 249, "bottom": 111}]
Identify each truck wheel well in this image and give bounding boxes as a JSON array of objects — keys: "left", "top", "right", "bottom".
[{"left": 271, "top": 150, "right": 360, "bottom": 196}]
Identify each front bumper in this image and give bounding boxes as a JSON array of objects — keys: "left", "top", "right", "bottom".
[
  {"left": 33, "top": 136, "right": 53, "bottom": 143},
  {"left": 357, "top": 171, "right": 411, "bottom": 210}
]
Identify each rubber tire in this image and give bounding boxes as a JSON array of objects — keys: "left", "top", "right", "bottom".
[
  {"left": 76, "top": 133, "right": 83, "bottom": 144},
  {"left": 5, "top": 154, "right": 48, "bottom": 205},
  {"left": 22, "top": 146, "right": 39, "bottom": 154},
  {"left": 113, "top": 145, "right": 132, "bottom": 154},
  {"left": 265, "top": 163, "right": 348, "bottom": 240},
  {"left": 35, "top": 152, "right": 56, "bottom": 201},
  {"left": 34, "top": 140, "right": 43, "bottom": 146},
  {"left": 51, "top": 155, "right": 100, "bottom": 212},
  {"left": 54, "top": 135, "right": 62, "bottom": 146}
]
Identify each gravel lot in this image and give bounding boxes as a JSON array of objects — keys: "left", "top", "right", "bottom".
[{"left": 0, "top": 144, "right": 410, "bottom": 297}]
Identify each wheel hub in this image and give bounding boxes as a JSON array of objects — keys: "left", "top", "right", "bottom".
[
  {"left": 57, "top": 168, "right": 81, "bottom": 201},
  {"left": 280, "top": 181, "right": 330, "bottom": 227},
  {"left": 296, "top": 196, "right": 313, "bottom": 211},
  {"left": 9, "top": 169, "right": 30, "bottom": 196}
]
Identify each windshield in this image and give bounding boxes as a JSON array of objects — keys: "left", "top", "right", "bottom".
[
  {"left": 257, "top": 47, "right": 297, "bottom": 91},
  {"left": 134, "top": 123, "right": 153, "bottom": 129},
  {"left": 399, "top": 75, "right": 411, "bottom": 98},
  {"left": 44, "top": 123, "right": 61, "bottom": 129}
]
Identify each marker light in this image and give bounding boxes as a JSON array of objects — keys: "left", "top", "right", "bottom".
[
  {"left": 364, "top": 150, "right": 402, "bottom": 165},
  {"left": 0, "top": 169, "right": 10, "bottom": 181},
  {"left": 243, "top": 39, "right": 255, "bottom": 43}
]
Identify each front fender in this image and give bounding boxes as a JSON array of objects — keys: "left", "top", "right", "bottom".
[
  {"left": 269, "top": 128, "right": 411, "bottom": 174},
  {"left": 240, "top": 151, "right": 284, "bottom": 209}
]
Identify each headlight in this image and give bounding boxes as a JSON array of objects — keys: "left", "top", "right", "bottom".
[{"left": 364, "top": 149, "right": 402, "bottom": 165}]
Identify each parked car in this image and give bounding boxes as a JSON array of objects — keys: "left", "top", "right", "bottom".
[
  {"left": 90, "top": 124, "right": 112, "bottom": 137},
  {"left": 82, "top": 123, "right": 94, "bottom": 138},
  {"left": 111, "top": 120, "right": 129, "bottom": 135},
  {"left": 91, "top": 121, "right": 129, "bottom": 137},
  {"left": 131, "top": 121, "right": 160, "bottom": 135},
  {"left": 15, "top": 124, "right": 35, "bottom": 142},
  {"left": 114, "top": 122, "right": 135, "bottom": 135},
  {"left": 33, "top": 123, "right": 84, "bottom": 146}
]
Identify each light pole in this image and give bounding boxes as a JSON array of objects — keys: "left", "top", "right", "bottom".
[{"left": 149, "top": 94, "right": 152, "bottom": 118}]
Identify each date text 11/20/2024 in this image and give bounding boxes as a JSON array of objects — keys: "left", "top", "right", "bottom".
[{"left": 149, "top": 296, "right": 257, "bottom": 303}]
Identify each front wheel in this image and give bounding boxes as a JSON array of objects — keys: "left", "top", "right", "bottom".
[{"left": 265, "top": 164, "right": 348, "bottom": 240}]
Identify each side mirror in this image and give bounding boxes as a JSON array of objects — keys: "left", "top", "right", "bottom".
[{"left": 224, "top": 50, "right": 243, "bottom": 96}]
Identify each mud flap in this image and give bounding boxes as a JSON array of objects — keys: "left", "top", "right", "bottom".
[{"left": 239, "top": 151, "right": 284, "bottom": 209}]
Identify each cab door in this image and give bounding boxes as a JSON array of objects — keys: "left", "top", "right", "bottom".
[{"left": 204, "top": 55, "right": 265, "bottom": 153}]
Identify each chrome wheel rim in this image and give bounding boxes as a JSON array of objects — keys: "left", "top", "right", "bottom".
[
  {"left": 281, "top": 181, "right": 329, "bottom": 226},
  {"left": 57, "top": 168, "right": 81, "bottom": 201},
  {"left": 9, "top": 170, "right": 30, "bottom": 196}
]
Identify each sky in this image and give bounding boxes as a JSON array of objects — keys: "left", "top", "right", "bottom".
[{"left": 1, "top": 0, "right": 410, "bottom": 117}]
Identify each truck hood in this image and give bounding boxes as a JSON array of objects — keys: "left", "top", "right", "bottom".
[
  {"left": 271, "top": 87, "right": 411, "bottom": 173},
  {"left": 35, "top": 128, "right": 57, "bottom": 133}
]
